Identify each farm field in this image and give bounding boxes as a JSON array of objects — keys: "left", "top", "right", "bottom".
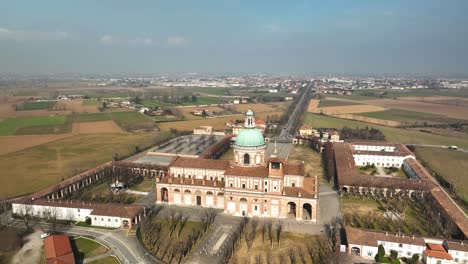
[
  {"left": 0, "top": 115, "right": 68, "bottom": 135},
  {"left": 0, "top": 134, "right": 73, "bottom": 155},
  {"left": 303, "top": 113, "right": 468, "bottom": 148},
  {"left": 399, "top": 96, "right": 468, "bottom": 107},
  {"left": 350, "top": 88, "right": 468, "bottom": 99},
  {"left": 334, "top": 113, "right": 401, "bottom": 127},
  {"left": 174, "top": 106, "right": 226, "bottom": 120},
  {"left": 15, "top": 101, "right": 56, "bottom": 111},
  {"left": 141, "top": 96, "right": 222, "bottom": 108},
  {"left": 414, "top": 148, "right": 468, "bottom": 207},
  {"left": 317, "top": 99, "right": 361, "bottom": 108},
  {"left": 231, "top": 102, "right": 290, "bottom": 113},
  {"left": 188, "top": 86, "right": 231, "bottom": 96},
  {"left": 307, "top": 99, "right": 320, "bottom": 112},
  {"left": 357, "top": 109, "right": 463, "bottom": 125},
  {"left": 72, "top": 121, "right": 123, "bottom": 134},
  {"left": 362, "top": 99, "right": 468, "bottom": 120},
  {"left": 308, "top": 104, "right": 386, "bottom": 115},
  {"left": 0, "top": 132, "right": 171, "bottom": 199},
  {"left": 158, "top": 116, "right": 237, "bottom": 132}
]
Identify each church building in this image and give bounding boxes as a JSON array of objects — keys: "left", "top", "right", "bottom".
[{"left": 156, "top": 109, "right": 319, "bottom": 221}]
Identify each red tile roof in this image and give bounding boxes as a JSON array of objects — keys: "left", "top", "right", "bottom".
[
  {"left": 169, "top": 156, "right": 229, "bottom": 170},
  {"left": 346, "top": 227, "right": 425, "bottom": 247},
  {"left": 44, "top": 235, "right": 75, "bottom": 264},
  {"left": 284, "top": 163, "right": 304, "bottom": 175},
  {"left": 224, "top": 165, "right": 269, "bottom": 177},
  {"left": 424, "top": 249, "right": 453, "bottom": 260}
]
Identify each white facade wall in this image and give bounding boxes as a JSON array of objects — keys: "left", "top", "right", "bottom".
[
  {"left": 353, "top": 154, "right": 415, "bottom": 168},
  {"left": 448, "top": 249, "right": 468, "bottom": 264},
  {"left": 284, "top": 175, "right": 303, "bottom": 187},
  {"left": 353, "top": 144, "right": 396, "bottom": 152},
  {"left": 170, "top": 166, "right": 225, "bottom": 180},
  {"left": 379, "top": 240, "right": 425, "bottom": 258},
  {"left": 424, "top": 256, "right": 454, "bottom": 264},
  {"left": 90, "top": 215, "right": 131, "bottom": 228}
]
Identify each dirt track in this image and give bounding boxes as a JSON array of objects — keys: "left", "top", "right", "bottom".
[
  {"left": 10, "top": 229, "right": 43, "bottom": 264},
  {"left": 72, "top": 120, "right": 123, "bottom": 134}
]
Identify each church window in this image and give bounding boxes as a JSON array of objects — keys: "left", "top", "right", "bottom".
[
  {"left": 244, "top": 154, "right": 250, "bottom": 164},
  {"left": 230, "top": 183, "right": 233, "bottom": 187},
  {"left": 242, "top": 183, "right": 246, "bottom": 189},
  {"left": 292, "top": 182, "right": 295, "bottom": 187},
  {"left": 264, "top": 188, "right": 267, "bottom": 192},
  {"left": 254, "top": 205, "right": 258, "bottom": 210},
  {"left": 210, "top": 176, "right": 213, "bottom": 181},
  {"left": 255, "top": 184, "right": 258, "bottom": 190}
]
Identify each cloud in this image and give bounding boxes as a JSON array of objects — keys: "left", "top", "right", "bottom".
[
  {"left": 167, "top": 36, "right": 186, "bottom": 46},
  {"left": 0, "top": 27, "right": 68, "bottom": 41},
  {"left": 99, "top": 34, "right": 115, "bottom": 45}
]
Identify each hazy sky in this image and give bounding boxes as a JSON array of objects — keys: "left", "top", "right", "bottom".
[{"left": 1, "top": 0, "right": 467, "bottom": 76}]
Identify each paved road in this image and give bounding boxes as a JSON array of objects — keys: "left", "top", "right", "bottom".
[
  {"left": 279, "top": 82, "right": 313, "bottom": 139},
  {"left": 8, "top": 219, "right": 161, "bottom": 264},
  {"left": 406, "top": 144, "right": 468, "bottom": 153}
]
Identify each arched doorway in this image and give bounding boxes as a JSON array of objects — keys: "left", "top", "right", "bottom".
[
  {"left": 287, "top": 202, "right": 296, "bottom": 218},
  {"left": 160, "top": 188, "right": 169, "bottom": 202},
  {"left": 302, "top": 203, "right": 312, "bottom": 220},
  {"left": 206, "top": 191, "right": 214, "bottom": 207},
  {"left": 217, "top": 192, "right": 224, "bottom": 208},
  {"left": 244, "top": 154, "right": 250, "bottom": 165},
  {"left": 351, "top": 247, "right": 360, "bottom": 256},
  {"left": 173, "top": 189, "right": 181, "bottom": 204}
]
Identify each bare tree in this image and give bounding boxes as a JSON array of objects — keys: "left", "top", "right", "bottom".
[
  {"left": 276, "top": 221, "right": 283, "bottom": 247},
  {"left": 18, "top": 204, "right": 33, "bottom": 231},
  {"left": 288, "top": 248, "right": 297, "bottom": 264},
  {"left": 255, "top": 254, "right": 263, "bottom": 264}
]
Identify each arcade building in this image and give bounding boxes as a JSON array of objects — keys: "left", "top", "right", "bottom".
[{"left": 156, "top": 110, "right": 319, "bottom": 222}]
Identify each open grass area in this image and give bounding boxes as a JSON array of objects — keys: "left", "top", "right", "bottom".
[
  {"left": 351, "top": 88, "right": 468, "bottom": 99},
  {"left": 231, "top": 228, "right": 316, "bottom": 264},
  {"left": 16, "top": 101, "right": 57, "bottom": 111},
  {"left": 110, "top": 111, "right": 153, "bottom": 126},
  {"left": 0, "top": 132, "right": 171, "bottom": 199},
  {"left": 0, "top": 115, "right": 68, "bottom": 135},
  {"left": 288, "top": 145, "right": 325, "bottom": 182},
  {"left": 129, "top": 177, "right": 154, "bottom": 192},
  {"left": 88, "top": 256, "right": 120, "bottom": 264},
  {"left": 73, "top": 182, "right": 143, "bottom": 204},
  {"left": 71, "top": 237, "right": 108, "bottom": 261},
  {"left": 342, "top": 196, "right": 430, "bottom": 236},
  {"left": 189, "top": 86, "right": 231, "bottom": 96},
  {"left": 318, "top": 99, "right": 360, "bottom": 108},
  {"left": 303, "top": 113, "right": 468, "bottom": 148},
  {"left": 82, "top": 100, "right": 101, "bottom": 106},
  {"left": 357, "top": 109, "right": 463, "bottom": 125},
  {"left": 414, "top": 148, "right": 468, "bottom": 208}
]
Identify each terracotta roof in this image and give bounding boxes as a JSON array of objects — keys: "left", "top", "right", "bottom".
[
  {"left": 446, "top": 240, "right": 468, "bottom": 251},
  {"left": 283, "top": 178, "right": 317, "bottom": 199},
  {"left": 283, "top": 163, "right": 304, "bottom": 176},
  {"left": 44, "top": 235, "right": 75, "bottom": 264},
  {"left": 224, "top": 165, "right": 269, "bottom": 178},
  {"left": 169, "top": 156, "right": 229, "bottom": 170},
  {"left": 158, "top": 177, "right": 225, "bottom": 188},
  {"left": 345, "top": 227, "right": 425, "bottom": 247},
  {"left": 349, "top": 140, "right": 399, "bottom": 147},
  {"left": 429, "top": 187, "right": 468, "bottom": 238},
  {"left": 299, "top": 125, "right": 313, "bottom": 130},
  {"left": 17, "top": 199, "right": 143, "bottom": 219},
  {"left": 424, "top": 250, "right": 453, "bottom": 260}
]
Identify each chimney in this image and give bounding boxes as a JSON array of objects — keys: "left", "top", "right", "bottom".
[
  {"left": 385, "top": 232, "right": 388, "bottom": 236},
  {"left": 412, "top": 235, "right": 415, "bottom": 239}
]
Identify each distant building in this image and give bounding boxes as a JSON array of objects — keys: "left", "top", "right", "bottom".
[
  {"left": 193, "top": 126, "right": 225, "bottom": 136},
  {"left": 350, "top": 141, "right": 415, "bottom": 168},
  {"left": 299, "top": 125, "right": 314, "bottom": 137}
]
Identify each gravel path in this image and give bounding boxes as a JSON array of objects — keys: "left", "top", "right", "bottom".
[{"left": 10, "top": 229, "right": 43, "bottom": 264}]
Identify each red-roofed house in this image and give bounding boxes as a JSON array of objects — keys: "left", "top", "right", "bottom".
[{"left": 44, "top": 235, "right": 75, "bottom": 264}]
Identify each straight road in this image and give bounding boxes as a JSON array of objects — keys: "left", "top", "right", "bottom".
[
  {"left": 279, "top": 82, "right": 313, "bottom": 139},
  {"left": 406, "top": 144, "right": 468, "bottom": 153}
]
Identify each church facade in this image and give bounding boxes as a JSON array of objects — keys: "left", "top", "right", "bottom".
[{"left": 155, "top": 110, "right": 319, "bottom": 222}]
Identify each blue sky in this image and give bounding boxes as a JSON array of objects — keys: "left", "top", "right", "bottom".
[{"left": 1, "top": 0, "right": 467, "bottom": 76}]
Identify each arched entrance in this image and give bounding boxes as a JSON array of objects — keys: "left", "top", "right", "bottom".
[
  {"left": 287, "top": 202, "right": 296, "bottom": 218},
  {"left": 302, "top": 203, "right": 312, "bottom": 220},
  {"left": 206, "top": 191, "right": 214, "bottom": 207},
  {"left": 173, "top": 189, "right": 181, "bottom": 204},
  {"left": 160, "top": 188, "right": 169, "bottom": 202},
  {"left": 183, "top": 190, "right": 192, "bottom": 205},
  {"left": 351, "top": 247, "right": 360, "bottom": 256}
]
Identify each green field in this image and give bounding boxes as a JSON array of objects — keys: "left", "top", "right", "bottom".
[
  {"left": 189, "top": 86, "right": 231, "bottom": 96},
  {"left": 71, "top": 113, "right": 112, "bottom": 123},
  {"left": 415, "top": 148, "right": 468, "bottom": 207},
  {"left": 72, "top": 237, "right": 108, "bottom": 258},
  {"left": 110, "top": 111, "right": 153, "bottom": 126},
  {"left": 142, "top": 96, "right": 222, "bottom": 108},
  {"left": 304, "top": 113, "right": 468, "bottom": 148},
  {"left": 0, "top": 132, "right": 172, "bottom": 199},
  {"left": 318, "top": 99, "right": 361, "bottom": 108},
  {"left": 88, "top": 256, "right": 119, "bottom": 264},
  {"left": 357, "top": 109, "right": 463, "bottom": 125},
  {"left": 16, "top": 101, "right": 57, "bottom": 111},
  {"left": 82, "top": 100, "right": 101, "bottom": 106},
  {"left": 0, "top": 115, "right": 68, "bottom": 135}
]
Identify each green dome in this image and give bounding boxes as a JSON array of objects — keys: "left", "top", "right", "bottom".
[
  {"left": 246, "top": 109, "right": 254, "bottom": 116},
  {"left": 235, "top": 128, "right": 265, "bottom": 147}
]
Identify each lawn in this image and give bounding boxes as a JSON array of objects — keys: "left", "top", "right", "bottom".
[
  {"left": 71, "top": 237, "right": 108, "bottom": 261},
  {"left": 129, "top": 178, "right": 155, "bottom": 192},
  {"left": 0, "top": 115, "right": 68, "bottom": 135},
  {"left": 0, "top": 132, "right": 172, "bottom": 199},
  {"left": 88, "top": 256, "right": 120, "bottom": 264},
  {"left": 341, "top": 196, "right": 430, "bottom": 236},
  {"left": 357, "top": 109, "right": 463, "bottom": 125},
  {"left": 318, "top": 99, "right": 360, "bottom": 108},
  {"left": 82, "top": 100, "right": 101, "bottom": 106},
  {"left": 414, "top": 148, "right": 468, "bottom": 207},
  {"left": 303, "top": 113, "right": 468, "bottom": 148},
  {"left": 16, "top": 101, "right": 57, "bottom": 111}
]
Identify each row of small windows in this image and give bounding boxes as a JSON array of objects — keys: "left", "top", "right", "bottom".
[
  {"left": 93, "top": 217, "right": 118, "bottom": 223},
  {"left": 176, "top": 174, "right": 224, "bottom": 181}
]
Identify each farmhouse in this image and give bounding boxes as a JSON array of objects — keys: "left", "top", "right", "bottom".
[
  {"left": 12, "top": 199, "right": 144, "bottom": 229},
  {"left": 44, "top": 235, "right": 75, "bottom": 264},
  {"left": 344, "top": 227, "right": 468, "bottom": 264},
  {"left": 156, "top": 110, "right": 319, "bottom": 221}
]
